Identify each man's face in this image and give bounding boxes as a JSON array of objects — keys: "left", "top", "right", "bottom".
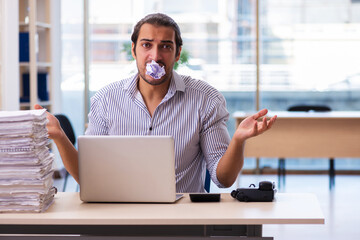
[{"left": 132, "top": 23, "right": 181, "bottom": 86}]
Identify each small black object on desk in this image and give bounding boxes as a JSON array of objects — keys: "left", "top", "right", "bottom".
[
  {"left": 189, "top": 193, "right": 221, "bottom": 202},
  {"left": 231, "top": 181, "right": 276, "bottom": 202}
]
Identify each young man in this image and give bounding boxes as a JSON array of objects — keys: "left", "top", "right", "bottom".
[{"left": 36, "top": 13, "right": 276, "bottom": 192}]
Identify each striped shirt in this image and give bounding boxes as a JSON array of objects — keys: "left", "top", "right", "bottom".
[{"left": 85, "top": 71, "right": 231, "bottom": 193}]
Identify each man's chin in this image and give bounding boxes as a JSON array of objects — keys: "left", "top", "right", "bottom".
[{"left": 142, "top": 73, "right": 170, "bottom": 86}]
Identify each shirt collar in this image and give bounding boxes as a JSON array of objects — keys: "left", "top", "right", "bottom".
[
  {"left": 172, "top": 71, "right": 186, "bottom": 93},
  {"left": 123, "top": 74, "right": 138, "bottom": 98}
]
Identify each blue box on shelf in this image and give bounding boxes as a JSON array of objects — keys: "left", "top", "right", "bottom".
[
  {"left": 20, "top": 73, "right": 49, "bottom": 102},
  {"left": 19, "top": 32, "right": 30, "bottom": 62}
]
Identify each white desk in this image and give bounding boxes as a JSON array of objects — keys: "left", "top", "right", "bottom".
[{"left": 0, "top": 192, "right": 324, "bottom": 239}]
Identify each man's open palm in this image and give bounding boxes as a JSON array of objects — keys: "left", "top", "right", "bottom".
[{"left": 234, "top": 109, "right": 277, "bottom": 141}]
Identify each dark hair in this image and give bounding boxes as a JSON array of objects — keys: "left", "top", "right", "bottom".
[{"left": 131, "top": 13, "right": 183, "bottom": 57}]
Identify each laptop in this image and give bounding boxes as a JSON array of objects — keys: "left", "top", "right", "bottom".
[{"left": 78, "top": 135, "right": 182, "bottom": 203}]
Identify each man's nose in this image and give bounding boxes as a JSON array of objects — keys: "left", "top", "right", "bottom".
[{"left": 150, "top": 47, "right": 161, "bottom": 61}]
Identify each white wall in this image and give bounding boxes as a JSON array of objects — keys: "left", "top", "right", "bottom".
[{"left": 0, "top": 0, "right": 19, "bottom": 110}]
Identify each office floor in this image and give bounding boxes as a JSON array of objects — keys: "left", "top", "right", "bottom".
[{"left": 54, "top": 174, "right": 360, "bottom": 240}]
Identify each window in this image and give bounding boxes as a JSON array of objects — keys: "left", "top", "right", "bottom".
[
  {"left": 259, "top": 0, "right": 360, "bottom": 170},
  {"left": 61, "top": 0, "right": 360, "bottom": 171},
  {"left": 61, "top": 0, "right": 84, "bottom": 139}
]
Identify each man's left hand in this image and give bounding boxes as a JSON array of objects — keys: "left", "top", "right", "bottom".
[{"left": 233, "top": 109, "right": 277, "bottom": 142}]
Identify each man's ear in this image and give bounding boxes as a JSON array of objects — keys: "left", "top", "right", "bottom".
[
  {"left": 175, "top": 47, "right": 182, "bottom": 62},
  {"left": 131, "top": 42, "right": 136, "bottom": 58}
]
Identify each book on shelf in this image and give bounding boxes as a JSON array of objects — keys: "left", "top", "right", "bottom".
[
  {"left": 19, "top": 32, "right": 30, "bottom": 62},
  {"left": 19, "top": 32, "right": 39, "bottom": 62},
  {"left": 20, "top": 73, "right": 49, "bottom": 103}
]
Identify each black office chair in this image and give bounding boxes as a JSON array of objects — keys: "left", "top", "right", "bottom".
[
  {"left": 54, "top": 114, "right": 76, "bottom": 192},
  {"left": 278, "top": 105, "right": 334, "bottom": 189},
  {"left": 287, "top": 105, "right": 331, "bottom": 112}
]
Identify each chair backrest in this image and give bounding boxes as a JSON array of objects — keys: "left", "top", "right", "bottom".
[
  {"left": 288, "top": 105, "right": 331, "bottom": 112},
  {"left": 54, "top": 114, "right": 76, "bottom": 146},
  {"left": 204, "top": 169, "right": 211, "bottom": 192}
]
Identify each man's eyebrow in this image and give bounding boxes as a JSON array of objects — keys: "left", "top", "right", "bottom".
[
  {"left": 139, "top": 39, "right": 174, "bottom": 44},
  {"left": 140, "top": 38, "right": 154, "bottom": 42},
  {"left": 161, "top": 40, "right": 174, "bottom": 44}
]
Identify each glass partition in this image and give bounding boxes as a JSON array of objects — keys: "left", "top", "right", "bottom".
[
  {"left": 259, "top": 0, "right": 360, "bottom": 170},
  {"left": 61, "top": 0, "right": 85, "bottom": 140},
  {"left": 61, "top": 0, "right": 360, "bottom": 171}
]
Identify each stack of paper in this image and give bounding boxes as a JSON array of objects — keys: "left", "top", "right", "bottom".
[{"left": 0, "top": 109, "right": 57, "bottom": 213}]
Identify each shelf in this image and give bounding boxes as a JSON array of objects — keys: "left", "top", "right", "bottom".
[
  {"left": 0, "top": 0, "right": 60, "bottom": 111},
  {"left": 17, "top": 0, "right": 59, "bottom": 112},
  {"left": 20, "top": 100, "right": 52, "bottom": 108},
  {"left": 20, "top": 62, "right": 52, "bottom": 67},
  {"left": 19, "top": 21, "right": 51, "bottom": 30}
]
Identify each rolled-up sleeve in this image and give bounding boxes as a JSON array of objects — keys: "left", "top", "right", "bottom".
[{"left": 200, "top": 94, "right": 231, "bottom": 188}]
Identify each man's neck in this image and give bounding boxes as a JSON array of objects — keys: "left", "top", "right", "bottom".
[{"left": 137, "top": 75, "right": 171, "bottom": 116}]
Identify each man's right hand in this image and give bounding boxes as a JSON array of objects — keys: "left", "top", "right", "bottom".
[
  {"left": 34, "top": 104, "right": 80, "bottom": 183},
  {"left": 34, "top": 104, "right": 64, "bottom": 141}
]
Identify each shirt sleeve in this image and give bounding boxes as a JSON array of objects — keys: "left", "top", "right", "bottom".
[
  {"left": 200, "top": 93, "right": 231, "bottom": 188},
  {"left": 85, "top": 92, "right": 109, "bottom": 135}
]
